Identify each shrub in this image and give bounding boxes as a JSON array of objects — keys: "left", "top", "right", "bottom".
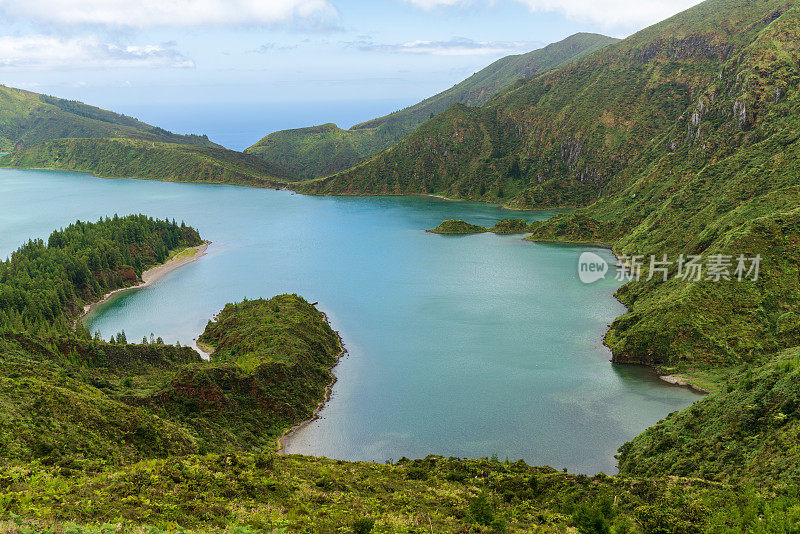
[{"left": 352, "top": 517, "right": 375, "bottom": 534}]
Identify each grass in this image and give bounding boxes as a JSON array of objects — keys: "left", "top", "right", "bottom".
[
  {"left": 0, "top": 85, "right": 219, "bottom": 151},
  {"left": 0, "top": 138, "right": 293, "bottom": 187},
  {"left": 169, "top": 246, "right": 199, "bottom": 261},
  {"left": 4, "top": 453, "right": 799, "bottom": 533}
]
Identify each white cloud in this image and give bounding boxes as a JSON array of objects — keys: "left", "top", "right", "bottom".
[
  {"left": 0, "top": 0, "right": 338, "bottom": 29},
  {"left": 515, "top": 0, "right": 704, "bottom": 27},
  {"left": 354, "top": 37, "right": 542, "bottom": 56},
  {"left": 404, "top": 0, "right": 704, "bottom": 28},
  {"left": 404, "top": 0, "right": 468, "bottom": 8},
  {"left": 0, "top": 35, "right": 195, "bottom": 69}
]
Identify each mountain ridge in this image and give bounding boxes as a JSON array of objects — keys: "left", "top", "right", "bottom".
[
  {"left": 244, "top": 32, "right": 618, "bottom": 179},
  {"left": 0, "top": 85, "right": 221, "bottom": 150}
]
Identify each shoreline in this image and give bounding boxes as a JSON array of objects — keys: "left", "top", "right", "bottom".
[
  {"left": 276, "top": 310, "right": 347, "bottom": 455},
  {"left": 23, "top": 163, "right": 710, "bottom": 397},
  {"left": 1, "top": 165, "right": 563, "bottom": 213},
  {"left": 658, "top": 374, "right": 711, "bottom": 394},
  {"left": 80, "top": 241, "right": 210, "bottom": 321}
]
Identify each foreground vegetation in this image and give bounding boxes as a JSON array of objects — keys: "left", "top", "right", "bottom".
[
  {"left": 0, "top": 206, "right": 798, "bottom": 532},
  {"left": 5, "top": 453, "right": 800, "bottom": 533}
]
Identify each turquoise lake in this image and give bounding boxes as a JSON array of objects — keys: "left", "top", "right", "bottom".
[{"left": 0, "top": 168, "right": 701, "bottom": 474}]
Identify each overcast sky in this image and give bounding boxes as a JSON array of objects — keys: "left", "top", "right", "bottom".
[{"left": 0, "top": 0, "right": 705, "bottom": 109}]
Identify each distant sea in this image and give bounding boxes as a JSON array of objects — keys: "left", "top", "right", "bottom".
[{"left": 118, "top": 99, "right": 416, "bottom": 151}]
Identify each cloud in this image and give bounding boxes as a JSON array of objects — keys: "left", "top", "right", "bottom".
[
  {"left": 0, "top": 0, "right": 338, "bottom": 29},
  {"left": 352, "top": 37, "right": 542, "bottom": 56},
  {"left": 249, "top": 42, "right": 299, "bottom": 53},
  {"left": 0, "top": 35, "right": 195, "bottom": 69},
  {"left": 515, "top": 0, "right": 704, "bottom": 27},
  {"left": 404, "top": 0, "right": 468, "bottom": 8},
  {"left": 404, "top": 0, "right": 704, "bottom": 28}
]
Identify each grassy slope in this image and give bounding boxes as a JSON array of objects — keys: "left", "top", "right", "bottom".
[
  {"left": 0, "top": 85, "right": 219, "bottom": 150},
  {"left": 619, "top": 347, "right": 800, "bottom": 483},
  {"left": 524, "top": 2, "right": 800, "bottom": 369},
  {"left": 9, "top": 453, "right": 799, "bottom": 534},
  {"left": 0, "top": 295, "right": 341, "bottom": 467},
  {"left": 244, "top": 33, "right": 618, "bottom": 179},
  {"left": 0, "top": 138, "right": 293, "bottom": 187},
  {"left": 305, "top": 0, "right": 790, "bottom": 203}
]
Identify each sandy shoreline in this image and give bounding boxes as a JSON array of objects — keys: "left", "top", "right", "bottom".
[
  {"left": 80, "top": 241, "right": 210, "bottom": 321},
  {"left": 659, "top": 374, "right": 710, "bottom": 394},
  {"left": 276, "top": 311, "right": 347, "bottom": 455}
]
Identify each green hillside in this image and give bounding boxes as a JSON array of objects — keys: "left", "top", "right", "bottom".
[
  {"left": 244, "top": 33, "right": 617, "bottom": 179},
  {"left": 0, "top": 85, "right": 220, "bottom": 150},
  {"left": 307, "top": 0, "right": 792, "bottom": 203},
  {"left": 618, "top": 347, "right": 800, "bottom": 483},
  {"left": 0, "top": 137, "right": 293, "bottom": 187},
  {"left": 0, "top": 217, "right": 343, "bottom": 466},
  {"left": 304, "top": 0, "right": 800, "bottom": 372}
]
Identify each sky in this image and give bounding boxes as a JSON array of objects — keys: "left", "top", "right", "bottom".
[{"left": 0, "top": 0, "right": 705, "bottom": 144}]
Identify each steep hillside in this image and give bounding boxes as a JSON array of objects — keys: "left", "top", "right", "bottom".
[
  {"left": 0, "top": 85, "right": 219, "bottom": 150},
  {"left": 523, "top": 0, "right": 800, "bottom": 368},
  {"left": 618, "top": 347, "right": 800, "bottom": 483},
  {"left": 306, "top": 0, "right": 792, "bottom": 204},
  {"left": 244, "top": 33, "right": 617, "bottom": 179},
  {"left": 0, "top": 138, "right": 293, "bottom": 187},
  {"left": 303, "top": 0, "right": 800, "bottom": 371}
]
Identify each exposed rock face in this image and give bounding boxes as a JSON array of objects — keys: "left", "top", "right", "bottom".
[{"left": 733, "top": 100, "right": 748, "bottom": 129}]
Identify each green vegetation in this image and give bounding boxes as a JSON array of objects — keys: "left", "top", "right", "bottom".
[
  {"left": 0, "top": 85, "right": 219, "bottom": 150},
  {"left": 244, "top": 123, "right": 384, "bottom": 180},
  {"left": 0, "top": 214, "right": 201, "bottom": 334},
  {"left": 170, "top": 246, "right": 200, "bottom": 261},
  {"left": 618, "top": 347, "right": 800, "bottom": 483},
  {"left": 428, "top": 219, "right": 488, "bottom": 234},
  {"left": 429, "top": 218, "right": 534, "bottom": 235},
  {"left": 490, "top": 219, "right": 530, "bottom": 234},
  {"left": 7, "top": 453, "right": 800, "bottom": 533},
  {"left": 245, "top": 33, "right": 617, "bottom": 179},
  {"left": 6, "top": 1, "right": 800, "bottom": 529},
  {"left": 0, "top": 138, "right": 293, "bottom": 187}
]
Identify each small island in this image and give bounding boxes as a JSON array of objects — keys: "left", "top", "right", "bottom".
[
  {"left": 427, "top": 219, "right": 488, "bottom": 234},
  {"left": 490, "top": 218, "right": 530, "bottom": 234},
  {"left": 428, "top": 218, "right": 532, "bottom": 235}
]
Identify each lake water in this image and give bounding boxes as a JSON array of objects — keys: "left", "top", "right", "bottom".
[{"left": 0, "top": 168, "right": 701, "bottom": 474}]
